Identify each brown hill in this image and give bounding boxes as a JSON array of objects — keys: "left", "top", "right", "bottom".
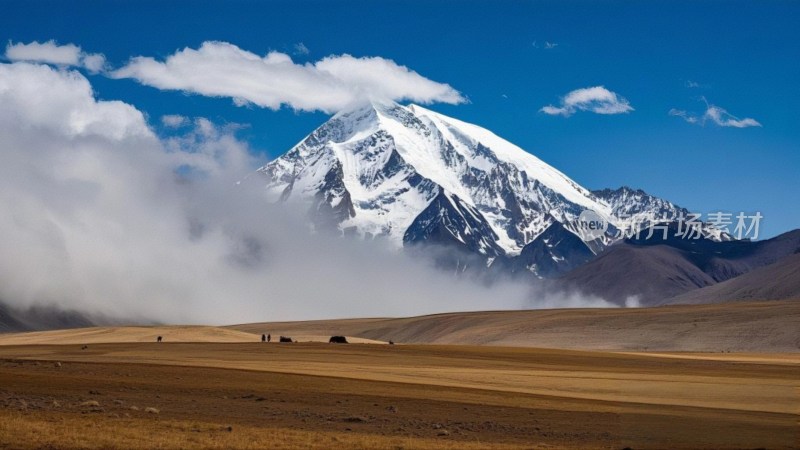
[
  {"left": 558, "top": 228, "right": 800, "bottom": 305},
  {"left": 666, "top": 252, "right": 800, "bottom": 305}
]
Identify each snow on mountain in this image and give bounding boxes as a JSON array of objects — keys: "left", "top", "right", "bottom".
[
  {"left": 594, "top": 187, "right": 687, "bottom": 223},
  {"left": 258, "top": 101, "right": 717, "bottom": 275},
  {"left": 593, "top": 187, "right": 732, "bottom": 242}
]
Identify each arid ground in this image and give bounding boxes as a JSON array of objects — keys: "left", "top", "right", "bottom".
[{"left": 0, "top": 301, "right": 798, "bottom": 449}]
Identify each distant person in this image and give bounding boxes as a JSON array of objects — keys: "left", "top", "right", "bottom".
[
  {"left": 267, "top": 334, "right": 271, "bottom": 343},
  {"left": 157, "top": 336, "right": 162, "bottom": 343},
  {"left": 261, "top": 334, "right": 266, "bottom": 342}
]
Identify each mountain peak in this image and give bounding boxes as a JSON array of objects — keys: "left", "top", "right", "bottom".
[
  {"left": 258, "top": 104, "right": 698, "bottom": 263},
  {"left": 332, "top": 99, "right": 405, "bottom": 121}
]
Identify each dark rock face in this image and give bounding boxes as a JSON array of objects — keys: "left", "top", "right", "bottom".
[
  {"left": 403, "top": 189, "right": 504, "bottom": 258},
  {"left": 311, "top": 159, "right": 356, "bottom": 230},
  {"left": 510, "top": 221, "right": 596, "bottom": 278}
]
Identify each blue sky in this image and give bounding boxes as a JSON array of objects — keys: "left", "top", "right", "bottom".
[{"left": 2, "top": 0, "right": 798, "bottom": 237}]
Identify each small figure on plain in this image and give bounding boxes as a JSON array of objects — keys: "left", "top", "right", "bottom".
[
  {"left": 389, "top": 340, "right": 395, "bottom": 345},
  {"left": 329, "top": 335, "right": 348, "bottom": 344},
  {"left": 157, "top": 336, "right": 162, "bottom": 343},
  {"left": 267, "top": 334, "right": 271, "bottom": 343},
  {"left": 261, "top": 334, "right": 266, "bottom": 342}
]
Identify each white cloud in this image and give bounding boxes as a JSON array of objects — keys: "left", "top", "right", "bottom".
[
  {"left": 161, "top": 114, "right": 190, "bottom": 128},
  {"left": 0, "top": 62, "right": 150, "bottom": 140},
  {"left": 669, "top": 99, "right": 761, "bottom": 128},
  {"left": 704, "top": 104, "right": 762, "bottom": 128},
  {"left": 0, "top": 61, "right": 606, "bottom": 325},
  {"left": 6, "top": 40, "right": 79, "bottom": 65},
  {"left": 5, "top": 40, "right": 107, "bottom": 73},
  {"left": 540, "top": 86, "right": 633, "bottom": 117},
  {"left": 110, "top": 41, "right": 465, "bottom": 113},
  {"left": 81, "top": 53, "right": 107, "bottom": 73}
]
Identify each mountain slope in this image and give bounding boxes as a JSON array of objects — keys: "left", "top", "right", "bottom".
[
  {"left": 558, "top": 244, "right": 716, "bottom": 305},
  {"left": 0, "top": 301, "right": 96, "bottom": 333},
  {"left": 0, "top": 302, "right": 27, "bottom": 332},
  {"left": 559, "top": 227, "right": 800, "bottom": 305},
  {"left": 665, "top": 251, "right": 800, "bottom": 305},
  {"left": 403, "top": 189, "right": 504, "bottom": 256}
]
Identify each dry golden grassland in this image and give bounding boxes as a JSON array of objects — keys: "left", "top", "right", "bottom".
[{"left": 0, "top": 339, "right": 797, "bottom": 449}]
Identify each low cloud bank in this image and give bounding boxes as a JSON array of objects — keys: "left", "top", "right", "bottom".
[{"left": 0, "top": 62, "right": 615, "bottom": 325}]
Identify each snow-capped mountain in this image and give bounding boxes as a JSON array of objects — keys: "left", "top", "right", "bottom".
[{"left": 258, "top": 101, "right": 710, "bottom": 276}]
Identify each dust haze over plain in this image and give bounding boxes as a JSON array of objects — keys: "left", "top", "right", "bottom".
[{"left": 0, "top": 62, "right": 617, "bottom": 325}]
